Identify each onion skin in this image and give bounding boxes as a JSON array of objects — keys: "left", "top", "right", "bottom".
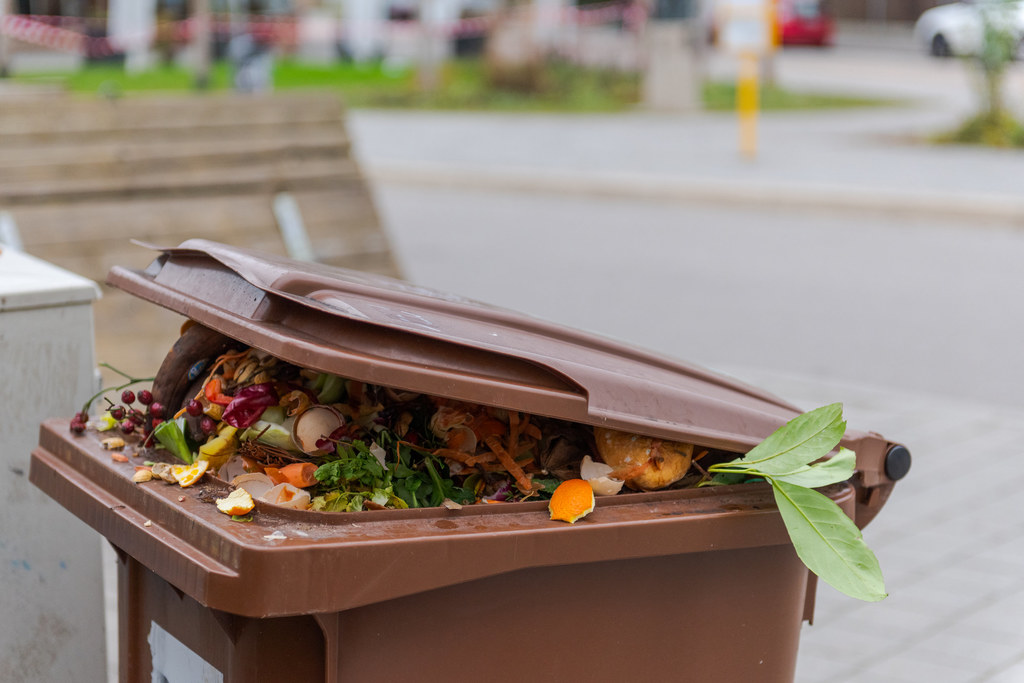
[{"left": 593, "top": 428, "right": 693, "bottom": 491}]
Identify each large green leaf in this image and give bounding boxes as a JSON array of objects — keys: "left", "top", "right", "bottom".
[
  {"left": 769, "top": 448, "right": 857, "bottom": 488},
  {"left": 771, "top": 479, "right": 886, "bottom": 602},
  {"left": 737, "top": 403, "right": 846, "bottom": 475}
]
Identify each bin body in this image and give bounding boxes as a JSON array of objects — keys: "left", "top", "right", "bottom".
[
  {"left": 118, "top": 543, "right": 809, "bottom": 682},
  {"left": 0, "top": 249, "right": 107, "bottom": 683},
  {"left": 30, "top": 240, "right": 903, "bottom": 683}
]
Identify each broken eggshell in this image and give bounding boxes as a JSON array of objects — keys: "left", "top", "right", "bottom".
[
  {"left": 230, "top": 473, "right": 275, "bottom": 500},
  {"left": 580, "top": 455, "right": 626, "bottom": 496},
  {"left": 218, "top": 455, "right": 251, "bottom": 482},
  {"left": 259, "top": 482, "right": 312, "bottom": 510},
  {"left": 290, "top": 405, "right": 345, "bottom": 455}
]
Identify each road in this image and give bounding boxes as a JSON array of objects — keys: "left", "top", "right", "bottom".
[
  {"left": 372, "top": 184, "right": 1024, "bottom": 410},
  {"left": 351, "top": 40, "right": 1024, "bottom": 410}
]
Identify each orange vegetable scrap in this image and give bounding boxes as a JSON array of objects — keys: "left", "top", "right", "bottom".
[{"left": 277, "top": 462, "right": 319, "bottom": 488}]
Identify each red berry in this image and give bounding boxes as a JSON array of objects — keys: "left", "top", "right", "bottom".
[
  {"left": 75, "top": 411, "right": 89, "bottom": 423},
  {"left": 130, "top": 409, "right": 146, "bottom": 425},
  {"left": 149, "top": 402, "right": 165, "bottom": 419},
  {"left": 185, "top": 400, "right": 203, "bottom": 417},
  {"left": 69, "top": 420, "right": 86, "bottom": 434},
  {"left": 138, "top": 390, "right": 153, "bottom": 406},
  {"left": 200, "top": 417, "right": 217, "bottom": 435},
  {"left": 121, "top": 390, "right": 135, "bottom": 405},
  {"left": 120, "top": 420, "right": 135, "bottom": 434},
  {"left": 110, "top": 406, "right": 126, "bottom": 420},
  {"left": 151, "top": 418, "right": 164, "bottom": 428}
]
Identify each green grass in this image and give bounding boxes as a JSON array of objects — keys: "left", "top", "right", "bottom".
[
  {"left": 15, "top": 58, "right": 891, "bottom": 113},
  {"left": 701, "top": 81, "right": 894, "bottom": 111},
  {"left": 933, "top": 110, "right": 1024, "bottom": 148}
]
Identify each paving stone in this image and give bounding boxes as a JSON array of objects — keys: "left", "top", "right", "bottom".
[{"left": 985, "top": 656, "right": 1024, "bottom": 683}]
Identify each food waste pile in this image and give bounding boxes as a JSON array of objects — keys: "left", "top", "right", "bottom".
[
  {"left": 73, "top": 345, "right": 719, "bottom": 522},
  {"left": 66, "top": 341, "right": 886, "bottom": 601}
]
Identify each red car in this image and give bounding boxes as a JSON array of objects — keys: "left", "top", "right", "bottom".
[
  {"left": 778, "top": 0, "right": 834, "bottom": 46},
  {"left": 710, "top": 0, "right": 834, "bottom": 49}
]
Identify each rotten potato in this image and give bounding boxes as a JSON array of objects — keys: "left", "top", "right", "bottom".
[{"left": 593, "top": 427, "right": 694, "bottom": 491}]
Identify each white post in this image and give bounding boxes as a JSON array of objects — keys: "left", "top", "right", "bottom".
[
  {"left": 532, "top": 0, "right": 565, "bottom": 51},
  {"left": 643, "top": 18, "right": 701, "bottom": 112},
  {"left": 343, "top": 0, "right": 382, "bottom": 62},
  {"left": 108, "top": 0, "right": 158, "bottom": 73}
]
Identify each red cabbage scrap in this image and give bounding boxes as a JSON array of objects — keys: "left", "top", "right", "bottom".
[{"left": 222, "top": 383, "right": 279, "bottom": 429}]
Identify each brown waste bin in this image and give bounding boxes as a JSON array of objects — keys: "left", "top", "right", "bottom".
[{"left": 30, "top": 239, "right": 908, "bottom": 683}]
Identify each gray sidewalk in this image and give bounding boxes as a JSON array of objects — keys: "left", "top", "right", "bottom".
[{"left": 730, "top": 369, "right": 1024, "bottom": 683}]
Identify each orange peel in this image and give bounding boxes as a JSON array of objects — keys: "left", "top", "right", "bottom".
[
  {"left": 548, "top": 479, "right": 596, "bottom": 524},
  {"left": 172, "top": 460, "right": 209, "bottom": 487},
  {"left": 216, "top": 488, "right": 255, "bottom": 516}
]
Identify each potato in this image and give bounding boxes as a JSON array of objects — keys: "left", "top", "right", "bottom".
[{"left": 594, "top": 428, "right": 693, "bottom": 491}]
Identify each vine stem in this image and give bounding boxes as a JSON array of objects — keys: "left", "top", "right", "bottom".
[{"left": 80, "top": 366, "right": 156, "bottom": 416}]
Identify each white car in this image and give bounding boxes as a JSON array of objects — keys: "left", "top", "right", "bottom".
[{"left": 914, "top": 0, "right": 1024, "bottom": 57}]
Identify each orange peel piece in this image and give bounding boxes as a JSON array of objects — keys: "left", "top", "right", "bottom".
[
  {"left": 172, "top": 460, "right": 210, "bottom": 487},
  {"left": 548, "top": 479, "right": 596, "bottom": 524},
  {"left": 216, "top": 488, "right": 255, "bottom": 516}
]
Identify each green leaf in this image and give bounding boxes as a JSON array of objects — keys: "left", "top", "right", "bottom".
[
  {"left": 153, "top": 418, "right": 194, "bottom": 464},
  {"left": 737, "top": 403, "right": 846, "bottom": 475},
  {"left": 769, "top": 448, "right": 857, "bottom": 488},
  {"left": 771, "top": 479, "right": 886, "bottom": 602}
]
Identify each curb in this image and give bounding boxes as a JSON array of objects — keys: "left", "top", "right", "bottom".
[{"left": 364, "top": 161, "right": 1024, "bottom": 224}]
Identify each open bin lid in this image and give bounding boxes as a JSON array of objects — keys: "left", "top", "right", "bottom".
[
  {"left": 112, "top": 242, "right": 828, "bottom": 441},
  {"left": 106, "top": 240, "right": 902, "bottom": 496},
  {"left": 111, "top": 239, "right": 797, "bottom": 447}
]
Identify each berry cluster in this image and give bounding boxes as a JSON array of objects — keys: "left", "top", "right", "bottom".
[
  {"left": 185, "top": 399, "right": 218, "bottom": 436},
  {"left": 69, "top": 387, "right": 166, "bottom": 439}
]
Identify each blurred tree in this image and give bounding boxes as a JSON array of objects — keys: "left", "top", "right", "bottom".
[
  {"left": 483, "top": 1, "right": 546, "bottom": 93},
  {"left": 974, "top": 0, "right": 1016, "bottom": 122},
  {"left": 193, "top": 0, "right": 213, "bottom": 88}
]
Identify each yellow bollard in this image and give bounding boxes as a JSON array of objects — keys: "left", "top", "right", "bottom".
[{"left": 737, "top": 52, "right": 760, "bottom": 160}]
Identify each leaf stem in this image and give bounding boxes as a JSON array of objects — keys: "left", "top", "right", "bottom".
[{"left": 706, "top": 465, "right": 754, "bottom": 475}]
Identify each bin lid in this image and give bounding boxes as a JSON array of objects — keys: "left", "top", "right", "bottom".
[
  {"left": 108, "top": 239, "right": 806, "bottom": 451},
  {"left": 0, "top": 247, "right": 100, "bottom": 312}
]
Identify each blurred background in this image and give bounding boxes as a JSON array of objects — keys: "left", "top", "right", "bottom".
[{"left": 2, "top": 0, "right": 1024, "bottom": 682}]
